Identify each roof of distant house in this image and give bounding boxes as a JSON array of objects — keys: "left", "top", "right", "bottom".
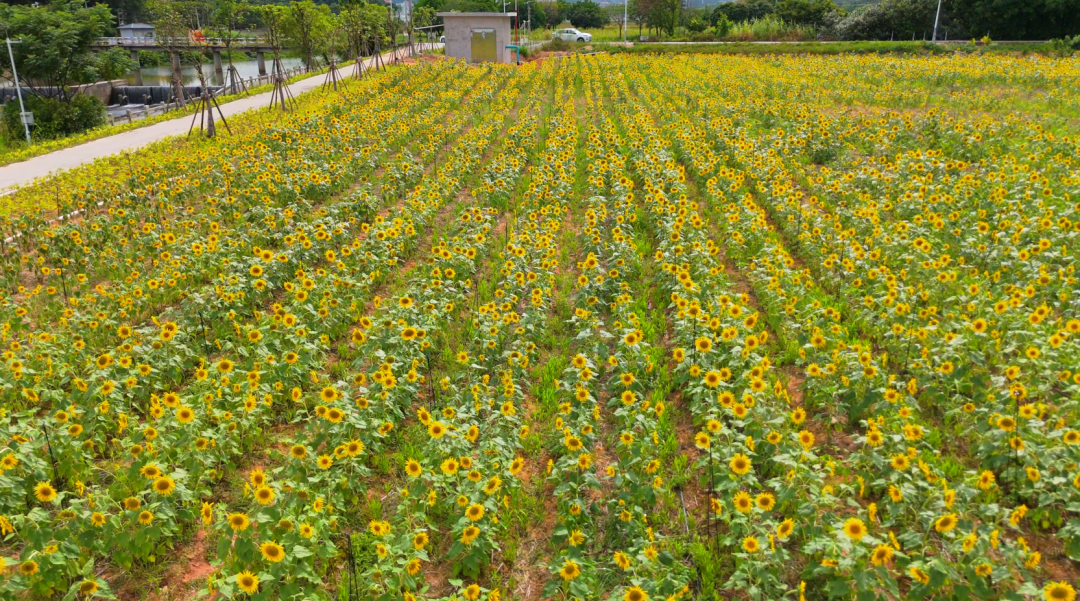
[
  {"left": 118, "top": 23, "right": 156, "bottom": 29},
  {"left": 436, "top": 12, "right": 517, "bottom": 17}
]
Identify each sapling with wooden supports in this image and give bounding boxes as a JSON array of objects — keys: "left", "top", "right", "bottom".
[{"left": 187, "top": 54, "right": 232, "bottom": 138}]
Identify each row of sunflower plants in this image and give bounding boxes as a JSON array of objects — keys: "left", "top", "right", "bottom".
[
  {"left": 518, "top": 62, "right": 613, "bottom": 601},
  {"left": 573, "top": 58, "right": 693, "bottom": 601},
  {"left": 0, "top": 63, "right": 455, "bottom": 325},
  {"left": 200, "top": 63, "right": 532, "bottom": 601},
  {"left": 0, "top": 62, "right": 476, "bottom": 409},
  {"left": 605, "top": 58, "right": 807, "bottom": 599},
  {"left": 404, "top": 59, "right": 577, "bottom": 601},
  {"left": 632, "top": 54, "right": 1051, "bottom": 600},
  {"left": 0, "top": 61, "right": 501, "bottom": 600},
  {"left": 340, "top": 61, "right": 554, "bottom": 601},
  {"left": 745, "top": 94, "right": 1080, "bottom": 555}
]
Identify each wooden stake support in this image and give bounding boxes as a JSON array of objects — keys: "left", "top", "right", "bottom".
[{"left": 268, "top": 54, "right": 296, "bottom": 111}]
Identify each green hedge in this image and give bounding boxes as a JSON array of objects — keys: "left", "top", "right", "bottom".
[{"left": 2, "top": 94, "right": 106, "bottom": 142}]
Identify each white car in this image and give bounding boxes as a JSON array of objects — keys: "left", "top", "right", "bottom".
[{"left": 552, "top": 28, "right": 592, "bottom": 42}]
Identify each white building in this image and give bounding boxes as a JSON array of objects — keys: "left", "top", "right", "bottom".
[
  {"left": 437, "top": 12, "right": 517, "bottom": 64},
  {"left": 117, "top": 23, "right": 155, "bottom": 40}
]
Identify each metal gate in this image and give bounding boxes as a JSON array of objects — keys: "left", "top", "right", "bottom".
[{"left": 470, "top": 28, "right": 497, "bottom": 63}]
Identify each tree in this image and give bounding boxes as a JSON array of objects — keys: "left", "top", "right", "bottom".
[
  {"left": 415, "top": 0, "right": 447, "bottom": 11},
  {"left": 260, "top": 4, "right": 289, "bottom": 53},
  {"left": 148, "top": 0, "right": 194, "bottom": 105},
  {"left": 442, "top": 0, "right": 500, "bottom": 12},
  {"left": 950, "top": 0, "right": 1080, "bottom": 40},
  {"left": 628, "top": 0, "right": 651, "bottom": 35},
  {"left": 528, "top": 1, "right": 547, "bottom": 31},
  {"left": 605, "top": 4, "right": 627, "bottom": 38},
  {"left": 285, "top": 0, "right": 333, "bottom": 71},
  {"left": 539, "top": 0, "right": 562, "bottom": 26},
  {"left": 321, "top": 12, "right": 344, "bottom": 68},
  {"left": 104, "top": 0, "right": 149, "bottom": 26},
  {"left": 714, "top": 0, "right": 774, "bottom": 23},
  {"left": 411, "top": 4, "right": 436, "bottom": 43},
  {"left": 774, "top": 0, "right": 840, "bottom": 26},
  {"left": 566, "top": 0, "right": 608, "bottom": 28},
  {"left": 412, "top": 5, "right": 436, "bottom": 28},
  {"left": 341, "top": 1, "right": 387, "bottom": 56},
  {"left": 209, "top": 0, "right": 251, "bottom": 93},
  {"left": 833, "top": 0, "right": 942, "bottom": 40},
  {"left": 0, "top": 0, "right": 135, "bottom": 103},
  {"left": 711, "top": 10, "right": 732, "bottom": 35},
  {"left": 659, "top": 0, "right": 683, "bottom": 35},
  {"left": 686, "top": 16, "right": 706, "bottom": 31}
]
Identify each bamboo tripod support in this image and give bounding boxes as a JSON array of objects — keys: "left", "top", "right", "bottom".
[
  {"left": 225, "top": 63, "right": 248, "bottom": 96},
  {"left": 323, "top": 59, "right": 343, "bottom": 91},
  {"left": 267, "top": 55, "right": 296, "bottom": 111},
  {"left": 187, "top": 90, "right": 232, "bottom": 138}
]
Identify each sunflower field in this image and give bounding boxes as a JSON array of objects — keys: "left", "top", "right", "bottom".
[{"left": 1, "top": 50, "right": 1079, "bottom": 601}]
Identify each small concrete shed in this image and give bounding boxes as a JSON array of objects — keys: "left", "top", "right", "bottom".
[
  {"left": 437, "top": 12, "right": 517, "bottom": 64},
  {"left": 118, "top": 23, "right": 156, "bottom": 40}
]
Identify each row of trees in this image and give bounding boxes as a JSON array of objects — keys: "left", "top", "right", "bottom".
[
  {"left": 0, "top": 0, "right": 419, "bottom": 143},
  {"left": 503, "top": 0, "right": 1079, "bottom": 43},
  {"left": 709, "top": 0, "right": 1080, "bottom": 41},
  {"left": 510, "top": 0, "right": 1078, "bottom": 41},
  {"left": 151, "top": 0, "right": 426, "bottom": 72}
]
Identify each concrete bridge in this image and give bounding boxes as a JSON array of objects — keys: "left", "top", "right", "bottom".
[{"left": 93, "top": 37, "right": 286, "bottom": 84}]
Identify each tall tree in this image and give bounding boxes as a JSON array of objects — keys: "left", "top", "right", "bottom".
[
  {"left": 774, "top": 0, "right": 840, "bottom": 26},
  {"left": 539, "top": 0, "right": 562, "bottom": 26},
  {"left": 149, "top": 0, "right": 194, "bottom": 105},
  {"left": 285, "top": 0, "right": 332, "bottom": 71},
  {"left": 0, "top": 0, "right": 135, "bottom": 102},
  {"left": 628, "top": 0, "right": 651, "bottom": 36},
  {"left": 209, "top": 0, "right": 250, "bottom": 93},
  {"left": 566, "top": 0, "right": 608, "bottom": 28},
  {"left": 833, "top": 0, "right": 940, "bottom": 40},
  {"left": 341, "top": 1, "right": 386, "bottom": 57},
  {"left": 714, "top": 0, "right": 774, "bottom": 23},
  {"left": 950, "top": 0, "right": 1080, "bottom": 40},
  {"left": 605, "top": 4, "right": 627, "bottom": 39}
]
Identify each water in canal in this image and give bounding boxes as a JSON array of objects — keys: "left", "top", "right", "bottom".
[{"left": 126, "top": 57, "right": 307, "bottom": 86}]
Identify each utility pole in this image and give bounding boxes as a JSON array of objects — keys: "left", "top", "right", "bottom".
[
  {"left": 931, "top": 0, "right": 943, "bottom": 42},
  {"left": 623, "top": 0, "right": 628, "bottom": 43},
  {"left": 4, "top": 34, "right": 31, "bottom": 145}
]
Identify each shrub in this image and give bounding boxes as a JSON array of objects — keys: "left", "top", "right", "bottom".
[
  {"left": 1050, "top": 35, "right": 1080, "bottom": 56},
  {"left": 712, "top": 12, "right": 734, "bottom": 37},
  {"left": 832, "top": 0, "right": 962, "bottom": 41},
  {"left": 2, "top": 94, "right": 106, "bottom": 143},
  {"left": 542, "top": 37, "right": 571, "bottom": 52},
  {"left": 566, "top": 0, "right": 608, "bottom": 29}
]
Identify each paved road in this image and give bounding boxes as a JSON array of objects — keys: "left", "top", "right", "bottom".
[{"left": 0, "top": 46, "right": 436, "bottom": 194}]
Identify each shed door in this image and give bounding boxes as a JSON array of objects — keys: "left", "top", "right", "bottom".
[{"left": 470, "top": 28, "right": 497, "bottom": 63}]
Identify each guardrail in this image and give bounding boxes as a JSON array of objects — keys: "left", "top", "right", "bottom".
[
  {"left": 96, "top": 37, "right": 270, "bottom": 47},
  {"left": 104, "top": 65, "right": 307, "bottom": 127}
]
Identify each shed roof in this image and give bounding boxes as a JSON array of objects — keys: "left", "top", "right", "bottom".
[
  {"left": 436, "top": 12, "right": 517, "bottom": 17},
  {"left": 118, "top": 23, "right": 156, "bottom": 29}
]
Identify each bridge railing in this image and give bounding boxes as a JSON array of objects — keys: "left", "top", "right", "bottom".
[{"left": 96, "top": 36, "right": 270, "bottom": 47}]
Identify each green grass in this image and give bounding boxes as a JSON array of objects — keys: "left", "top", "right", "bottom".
[{"left": 602, "top": 40, "right": 1059, "bottom": 55}]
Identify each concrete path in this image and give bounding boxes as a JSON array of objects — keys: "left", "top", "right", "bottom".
[{"left": 0, "top": 46, "right": 436, "bottom": 194}]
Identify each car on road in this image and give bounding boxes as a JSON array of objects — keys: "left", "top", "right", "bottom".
[{"left": 552, "top": 28, "right": 592, "bottom": 42}]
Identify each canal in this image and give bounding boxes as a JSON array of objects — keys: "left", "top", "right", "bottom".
[{"left": 126, "top": 57, "right": 307, "bottom": 86}]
